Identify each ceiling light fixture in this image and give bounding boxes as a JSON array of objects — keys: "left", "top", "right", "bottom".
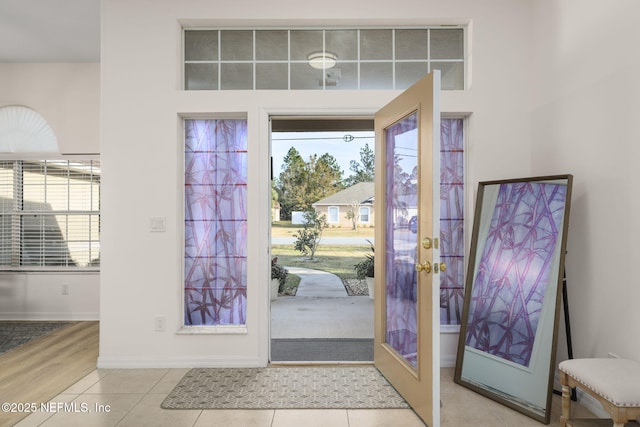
[{"left": 307, "top": 51, "right": 337, "bottom": 70}]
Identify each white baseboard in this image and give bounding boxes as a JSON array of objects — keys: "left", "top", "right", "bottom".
[
  {"left": 97, "top": 355, "right": 267, "bottom": 369},
  {"left": 440, "top": 353, "right": 457, "bottom": 368}
]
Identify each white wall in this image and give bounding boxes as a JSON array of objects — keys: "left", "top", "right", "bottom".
[
  {"left": 530, "top": 0, "right": 640, "bottom": 362},
  {"left": 100, "top": 0, "right": 534, "bottom": 367},
  {"left": 0, "top": 273, "right": 99, "bottom": 320},
  {"left": 0, "top": 63, "right": 100, "bottom": 154},
  {"left": 0, "top": 63, "right": 100, "bottom": 320}
]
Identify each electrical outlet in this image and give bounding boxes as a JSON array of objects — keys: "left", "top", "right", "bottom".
[
  {"left": 154, "top": 316, "right": 166, "bottom": 332},
  {"left": 61, "top": 284, "right": 69, "bottom": 295},
  {"left": 608, "top": 352, "right": 620, "bottom": 359}
]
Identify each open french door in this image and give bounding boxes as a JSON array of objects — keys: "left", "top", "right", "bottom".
[{"left": 374, "top": 71, "right": 441, "bottom": 426}]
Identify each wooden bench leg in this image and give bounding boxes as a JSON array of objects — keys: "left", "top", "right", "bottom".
[{"left": 560, "top": 371, "right": 572, "bottom": 427}]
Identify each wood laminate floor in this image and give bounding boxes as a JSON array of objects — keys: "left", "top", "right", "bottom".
[{"left": 0, "top": 321, "right": 98, "bottom": 427}]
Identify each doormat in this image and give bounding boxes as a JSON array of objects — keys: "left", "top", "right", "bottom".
[
  {"left": 161, "top": 366, "right": 409, "bottom": 410},
  {"left": 271, "top": 338, "right": 373, "bottom": 362},
  {"left": 0, "top": 321, "right": 73, "bottom": 356}
]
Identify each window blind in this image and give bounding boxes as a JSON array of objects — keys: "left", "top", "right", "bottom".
[{"left": 0, "top": 160, "right": 100, "bottom": 270}]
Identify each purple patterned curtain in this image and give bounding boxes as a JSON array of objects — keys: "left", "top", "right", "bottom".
[
  {"left": 440, "top": 119, "right": 465, "bottom": 325},
  {"left": 384, "top": 112, "right": 419, "bottom": 367},
  {"left": 465, "top": 182, "right": 567, "bottom": 366},
  {"left": 184, "top": 119, "right": 248, "bottom": 326}
]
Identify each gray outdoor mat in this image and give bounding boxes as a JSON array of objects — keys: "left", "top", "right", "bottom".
[
  {"left": 271, "top": 338, "right": 373, "bottom": 362},
  {"left": 161, "top": 366, "right": 409, "bottom": 409}
]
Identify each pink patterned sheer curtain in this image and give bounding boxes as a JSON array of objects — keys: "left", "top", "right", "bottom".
[
  {"left": 440, "top": 118, "right": 465, "bottom": 325},
  {"left": 184, "top": 119, "right": 248, "bottom": 326},
  {"left": 384, "top": 112, "right": 419, "bottom": 367}
]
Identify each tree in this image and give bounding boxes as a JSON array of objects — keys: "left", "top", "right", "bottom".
[
  {"left": 345, "top": 200, "right": 361, "bottom": 230},
  {"left": 276, "top": 148, "right": 343, "bottom": 218},
  {"left": 293, "top": 210, "right": 328, "bottom": 260},
  {"left": 305, "top": 153, "right": 343, "bottom": 203},
  {"left": 345, "top": 143, "right": 375, "bottom": 186},
  {"left": 276, "top": 147, "right": 307, "bottom": 219}
]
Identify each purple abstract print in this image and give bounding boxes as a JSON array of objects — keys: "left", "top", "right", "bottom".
[
  {"left": 184, "top": 119, "right": 248, "bottom": 326},
  {"left": 384, "top": 112, "right": 419, "bottom": 368},
  {"left": 439, "top": 119, "right": 464, "bottom": 325},
  {"left": 465, "top": 182, "right": 567, "bottom": 366}
]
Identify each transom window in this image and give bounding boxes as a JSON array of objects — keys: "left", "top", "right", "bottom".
[
  {"left": 0, "top": 160, "right": 100, "bottom": 270},
  {"left": 184, "top": 27, "right": 465, "bottom": 91}
]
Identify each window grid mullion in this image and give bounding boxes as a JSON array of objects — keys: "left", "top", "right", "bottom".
[
  {"left": 184, "top": 26, "right": 465, "bottom": 91},
  {"left": 1, "top": 159, "right": 100, "bottom": 270},
  {"left": 11, "top": 161, "right": 22, "bottom": 267}
]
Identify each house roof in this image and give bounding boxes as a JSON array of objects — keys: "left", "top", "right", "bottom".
[{"left": 312, "top": 182, "right": 374, "bottom": 206}]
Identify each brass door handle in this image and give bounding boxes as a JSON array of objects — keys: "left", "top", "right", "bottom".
[
  {"left": 416, "top": 261, "right": 432, "bottom": 273},
  {"left": 422, "top": 237, "right": 432, "bottom": 249}
]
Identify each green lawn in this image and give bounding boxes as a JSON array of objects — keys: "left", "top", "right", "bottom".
[
  {"left": 271, "top": 221, "right": 374, "bottom": 239},
  {"left": 271, "top": 244, "right": 371, "bottom": 280}
]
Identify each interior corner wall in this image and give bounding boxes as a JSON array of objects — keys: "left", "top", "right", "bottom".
[
  {"left": 99, "top": 0, "right": 534, "bottom": 368},
  {"left": 0, "top": 63, "right": 100, "bottom": 320},
  {"left": 530, "top": 0, "right": 640, "bottom": 362}
]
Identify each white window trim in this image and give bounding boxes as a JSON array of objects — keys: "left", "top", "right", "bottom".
[
  {"left": 327, "top": 206, "right": 340, "bottom": 224},
  {"left": 358, "top": 206, "right": 371, "bottom": 224},
  {"left": 0, "top": 159, "right": 101, "bottom": 272}
]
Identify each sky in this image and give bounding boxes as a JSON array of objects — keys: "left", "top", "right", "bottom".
[{"left": 271, "top": 131, "right": 374, "bottom": 180}]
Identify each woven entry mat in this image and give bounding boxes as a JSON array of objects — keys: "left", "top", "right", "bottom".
[
  {"left": 161, "top": 366, "right": 409, "bottom": 410},
  {"left": 0, "top": 321, "right": 73, "bottom": 356}
]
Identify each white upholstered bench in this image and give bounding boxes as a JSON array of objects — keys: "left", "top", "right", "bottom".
[{"left": 559, "top": 358, "right": 640, "bottom": 427}]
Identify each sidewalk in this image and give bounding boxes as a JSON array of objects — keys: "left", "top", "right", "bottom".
[{"left": 270, "top": 266, "right": 374, "bottom": 339}]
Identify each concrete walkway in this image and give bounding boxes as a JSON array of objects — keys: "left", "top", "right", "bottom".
[
  {"left": 289, "top": 266, "right": 347, "bottom": 297},
  {"left": 270, "top": 266, "right": 373, "bottom": 339}
]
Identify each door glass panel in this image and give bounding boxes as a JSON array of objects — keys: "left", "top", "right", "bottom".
[
  {"left": 431, "top": 62, "right": 464, "bottom": 90},
  {"left": 184, "top": 30, "right": 218, "bottom": 61},
  {"left": 360, "top": 29, "right": 393, "bottom": 60},
  {"left": 325, "top": 30, "right": 358, "bottom": 60},
  {"left": 220, "top": 63, "right": 253, "bottom": 90},
  {"left": 384, "top": 111, "right": 419, "bottom": 369},
  {"left": 396, "top": 62, "right": 429, "bottom": 90},
  {"left": 185, "top": 63, "right": 218, "bottom": 90},
  {"left": 256, "top": 30, "right": 288, "bottom": 60},
  {"left": 361, "top": 63, "right": 393, "bottom": 89},
  {"left": 290, "top": 30, "right": 323, "bottom": 61},
  {"left": 220, "top": 30, "right": 253, "bottom": 61},
  {"left": 395, "top": 29, "right": 428, "bottom": 60}
]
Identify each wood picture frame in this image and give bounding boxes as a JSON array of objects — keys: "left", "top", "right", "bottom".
[{"left": 454, "top": 174, "right": 573, "bottom": 424}]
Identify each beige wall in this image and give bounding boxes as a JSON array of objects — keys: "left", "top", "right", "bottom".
[
  {"left": 6, "top": 0, "right": 636, "bottom": 375},
  {"left": 0, "top": 63, "right": 100, "bottom": 320},
  {"left": 100, "top": 0, "right": 534, "bottom": 368},
  {"left": 0, "top": 63, "right": 100, "bottom": 154},
  {"left": 530, "top": 0, "right": 640, "bottom": 363},
  {"left": 315, "top": 205, "right": 375, "bottom": 229}
]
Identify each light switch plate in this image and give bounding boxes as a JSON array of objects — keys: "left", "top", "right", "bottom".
[{"left": 150, "top": 216, "right": 166, "bottom": 232}]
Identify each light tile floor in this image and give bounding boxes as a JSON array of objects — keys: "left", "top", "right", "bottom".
[{"left": 16, "top": 367, "right": 601, "bottom": 427}]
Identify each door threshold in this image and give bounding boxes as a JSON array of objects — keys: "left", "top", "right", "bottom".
[
  {"left": 271, "top": 337, "right": 373, "bottom": 363},
  {"left": 269, "top": 361, "right": 375, "bottom": 367}
]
